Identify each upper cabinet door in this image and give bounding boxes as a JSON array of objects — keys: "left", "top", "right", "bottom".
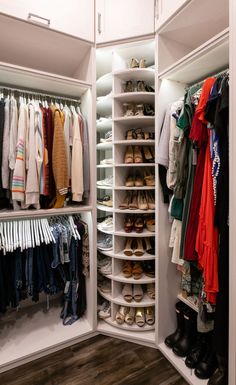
[
  {"left": 96, "top": 0, "right": 155, "bottom": 44},
  {"left": 155, "top": 0, "right": 188, "bottom": 30},
  {"left": 0, "top": 0, "right": 94, "bottom": 42}
]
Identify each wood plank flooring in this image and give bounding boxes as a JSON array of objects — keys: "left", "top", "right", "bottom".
[{"left": 0, "top": 335, "right": 188, "bottom": 385}]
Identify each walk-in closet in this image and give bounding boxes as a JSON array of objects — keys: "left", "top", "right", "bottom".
[{"left": 0, "top": 1, "right": 234, "bottom": 385}]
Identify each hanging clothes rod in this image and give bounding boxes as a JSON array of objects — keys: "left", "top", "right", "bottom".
[
  {"left": 0, "top": 84, "right": 80, "bottom": 103},
  {"left": 188, "top": 67, "right": 229, "bottom": 90}
]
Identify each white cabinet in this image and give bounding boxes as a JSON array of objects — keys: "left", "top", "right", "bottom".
[
  {"left": 96, "top": 0, "right": 155, "bottom": 44},
  {"left": 155, "top": 0, "right": 188, "bottom": 30},
  {"left": 0, "top": 0, "right": 94, "bottom": 42}
]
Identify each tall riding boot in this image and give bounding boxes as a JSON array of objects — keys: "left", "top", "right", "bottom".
[
  {"left": 185, "top": 331, "right": 209, "bottom": 368},
  {"left": 164, "top": 301, "right": 186, "bottom": 348},
  {"left": 172, "top": 307, "right": 197, "bottom": 357},
  {"left": 207, "top": 354, "right": 228, "bottom": 385}
]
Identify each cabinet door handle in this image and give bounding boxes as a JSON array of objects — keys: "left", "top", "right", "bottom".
[
  {"left": 97, "top": 12, "right": 102, "bottom": 34},
  {"left": 28, "top": 13, "right": 50, "bottom": 27}
]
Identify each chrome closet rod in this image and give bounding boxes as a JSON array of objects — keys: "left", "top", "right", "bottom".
[
  {"left": 188, "top": 67, "right": 229, "bottom": 90},
  {"left": 0, "top": 85, "right": 80, "bottom": 103}
]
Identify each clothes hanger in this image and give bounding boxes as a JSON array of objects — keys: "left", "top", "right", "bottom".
[
  {"left": 34, "top": 219, "right": 40, "bottom": 247},
  {"left": 9, "top": 221, "right": 13, "bottom": 252}
]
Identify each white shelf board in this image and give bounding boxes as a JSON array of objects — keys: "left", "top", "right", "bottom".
[
  {"left": 97, "top": 249, "right": 114, "bottom": 257},
  {"left": 115, "top": 186, "right": 155, "bottom": 190},
  {"left": 113, "top": 68, "right": 155, "bottom": 83},
  {"left": 114, "top": 116, "right": 155, "bottom": 127},
  {"left": 177, "top": 294, "right": 199, "bottom": 313},
  {"left": 113, "top": 293, "right": 155, "bottom": 308},
  {"left": 96, "top": 118, "right": 112, "bottom": 132},
  {"left": 115, "top": 229, "right": 155, "bottom": 238},
  {"left": 115, "top": 208, "right": 155, "bottom": 214},
  {"left": 0, "top": 303, "right": 93, "bottom": 372},
  {"left": 103, "top": 317, "right": 155, "bottom": 332},
  {"left": 97, "top": 226, "right": 114, "bottom": 235},
  {"left": 0, "top": 205, "right": 93, "bottom": 220},
  {"left": 158, "top": 28, "right": 229, "bottom": 84},
  {"left": 114, "top": 92, "right": 155, "bottom": 103},
  {"left": 97, "top": 185, "right": 113, "bottom": 190},
  {"left": 114, "top": 252, "right": 155, "bottom": 261},
  {"left": 0, "top": 62, "right": 91, "bottom": 98},
  {"left": 111, "top": 273, "right": 155, "bottom": 284},
  {"left": 114, "top": 140, "right": 155, "bottom": 146},
  {"left": 97, "top": 204, "right": 114, "bottom": 213},
  {"left": 97, "top": 164, "right": 113, "bottom": 168},
  {"left": 97, "top": 288, "right": 113, "bottom": 303},
  {"left": 159, "top": 343, "right": 208, "bottom": 385},
  {"left": 96, "top": 142, "right": 113, "bottom": 150},
  {"left": 96, "top": 96, "right": 112, "bottom": 116},
  {"left": 96, "top": 73, "right": 112, "bottom": 97},
  {"left": 115, "top": 163, "right": 155, "bottom": 168}
]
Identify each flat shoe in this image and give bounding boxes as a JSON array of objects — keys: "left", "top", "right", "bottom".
[
  {"left": 124, "top": 238, "right": 133, "bottom": 256},
  {"left": 133, "top": 284, "right": 144, "bottom": 302},
  {"left": 125, "top": 307, "right": 135, "bottom": 325},
  {"left": 122, "top": 284, "right": 133, "bottom": 302},
  {"left": 133, "top": 238, "right": 144, "bottom": 256},
  {"left": 147, "top": 283, "right": 155, "bottom": 300},
  {"left": 145, "top": 307, "right": 155, "bottom": 325},
  {"left": 122, "top": 260, "right": 132, "bottom": 278},
  {"left": 116, "top": 306, "right": 128, "bottom": 324},
  {"left": 135, "top": 307, "right": 145, "bottom": 327},
  {"left": 132, "top": 261, "right": 143, "bottom": 280}
]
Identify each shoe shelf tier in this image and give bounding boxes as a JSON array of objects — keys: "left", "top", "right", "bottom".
[
  {"left": 113, "top": 116, "right": 155, "bottom": 127},
  {"left": 97, "top": 185, "right": 113, "bottom": 190},
  {"left": 113, "top": 92, "right": 155, "bottom": 104},
  {"left": 96, "top": 204, "right": 114, "bottom": 213},
  {"left": 97, "top": 205, "right": 155, "bottom": 214},
  {"left": 99, "top": 288, "right": 155, "bottom": 308},
  {"left": 96, "top": 118, "right": 112, "bottom": 132},
  {"left": 96, "top": 165, "right": 113, "bottom": 170},
  {"left": 113, "top": 68, "right": 155, "bottom": 83},
  {"left": 96, "top": 142, "right": 113, "bottom": 150},
  {"left": 114, "top": 229, "right": 155, "bottom": 237},
  {"left": 97, "top": 249, "right": 155, "bottom": 261},
  {"left": 114, "top": 186, "right": 155, "bottom": 190},
  {"left": 111, "top": 273, "right": 155, "bottom": 285},
  {"left": 114, "top": 140, "right": 155, "bottom": 146},
  {"left": 103, "top": 317, "right": 155, "bottom": 332},
  {"left": 115, "top": 163, "right": 155, "bottom": 168},
  {"left": 97, "top": 227, "right": 114, "bottom": 235}
]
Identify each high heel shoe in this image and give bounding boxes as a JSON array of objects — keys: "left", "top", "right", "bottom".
[
  {"left": 124, "top": 238, "right": 134, "bottom": 256},
  {"left": 134, "top": 238, "right": 144, "bottom": 256},
  {"left": 130, "top": 58, "right": 139, "bottom": 68},
  {"left": 125, "top": 307, "right": 135, "bottom": 325},
  {"left": 144, "top": 170, "right": 155, "bottom": 186},
  {"left": 129, "top": 191, "right": 138, "bottom": 210},
  {"left": 143, "top": 147, "right": 154, "bottom": 163},
  {"left": 132, "top": 261, "right": 143, "bottom": 279},
  {"left": 135, "top": 104, "right": 144, "bottom": 116},
  {"left": 125, "top": 129, "right": 135, "bottom": 140},
  {"left": 134, "top": 128, "right": 144, "bottom": 140},
  {"left": 134, "top": 146, "right": 143, "bottom": 163},
  {"left": 123, "top": 103, "right": 134, "bottom": 117},
  {"left": 135, "top": 307, "right": 145, "bottom": 327},
  {"left": 125, "top": 175, "right": 135, "bottom": 187},
  {"left": 145, "top": 307, "right": 155, "bottom": 325},
  {"left": 138, "top": 191, "right": 148, "bottom": 210},
  {"left": 134, "top": 172, "right": 144, "bottom": 187},
  {"left": 134, "top": 216, "right": 144, "bottom": 233},
  {"left": 116, "top": 306, "right": 128, "bottom": 324},
  {"left": 145, "top": 191, "right": 155, "bottom": 210},
  {"left": 124, "top": 80, "right": 134, "bottom": 93},
  {"left": 124, "top": 146, "right": 134, "bottom": 164},
  {"left": 119, "top": 192, "right": 131, "bottom": 209},
  {"left": 139, "top": 58, "right": 146, "bottom": 68},
  {"left": 124, "top": 215, "right": 134, "bottom": 232},
  {"left": 144, "top": 237, "right": 155, "bottom": 255},
  {"left": 137, "top": 80, "right": 146, "bottom": 92}
]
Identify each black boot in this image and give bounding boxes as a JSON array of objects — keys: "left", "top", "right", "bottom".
[
  {"left": 172, "top": 308, "right": 197, "bottom": 357},
  {"left": 185, "top": 332, "right": 209, "bottom": 368},
  {"left": 207, "top": 354, "right": 228, "bottom": 385},
  {"left": 164, "top": 301, "right": 186, "bottom": 348},
  {"left": 194, "top": 335, "right": 218, "bottom": 379}
]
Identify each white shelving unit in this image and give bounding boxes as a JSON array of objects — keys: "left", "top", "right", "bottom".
[{"left": 96, "top": 41, "right": 156, "bottom": 338}]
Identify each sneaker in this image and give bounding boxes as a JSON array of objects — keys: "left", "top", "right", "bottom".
[
  {"left": 97, "top": 253, "right": 111, "bottom": 268},
  {"left": 97, "top": 195, "right": 113, "bottom": 207},
  {"left": 97, "top": 234, "right": 113, "bottom": 250},
  {"left": 100, "top": 131, "right": 112, "bottom": 143},
  {"left": 100, "top": 261, "right": 112, "bottom": 275},
  {"left": 100, "top": 158, "right": 113, "bottom": 165},
  {"left": 98, "top": 301, "right": 111, "bottom": 319},
  {"left": 98, "top": 277, "right": 111, "bottom": 293},
  {"left": 97, "top": 216, "right": 113, "bottom": 231},
  {"left": 97, "top": 175, "right": 113, "bottom": 187}
]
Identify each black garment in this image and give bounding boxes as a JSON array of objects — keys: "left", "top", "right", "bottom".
[{"left": 158, "top": 165, "right": 172, "bottom": 203}]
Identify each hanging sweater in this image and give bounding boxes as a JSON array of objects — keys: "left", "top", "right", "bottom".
[
  {"left": 9, "top": 97, "right": 18, "bottom": 171},
  {"left": 71, "top": 110, "right": 83, "bottom": 202}
]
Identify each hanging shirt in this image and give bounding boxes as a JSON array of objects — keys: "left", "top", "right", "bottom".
[
  {"left": 71, "top": 109, "right": 83, "bottom": 202},
  {"left": 2, "top": 97, "right": 10, "bottom": 189}
]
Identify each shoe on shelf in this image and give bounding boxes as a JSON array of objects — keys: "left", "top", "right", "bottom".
[
  {"left": 100, "top": 158, "right": 113, "bottom": 165},
  {"left": 172, "top": 307, "right": 197, "bottom": 357},
  {"left": 135, "top": 307, "right": 145, "bottom": 327},
  {"left": 144, "top": 237, "right": 155, "bottom": 255},
  {"left": 124, "top": 145, "right": 134, "bottom": 164},
  {"left": 97, "top": 195, "right": 113, "bottom": 207},
  {"left": 119, "top": 192, "right": 132, "bottom": 210},
  {"left": 133, "top": 238, "right": 144, "bottom": 256},
  {"left": 144, "top": 104, "right": 155, "bottom": 116},
  {"left": 98, "top": 301, "right": 111, "bottom": 319},
  {"left": 100, "top": 130, "right": 112, "bottom": 143},
  {"left": 116, "top": 306, "right": 128, "bottom": 324},
  {"left": 125, "top": 129, "right": 136, "bottom": 140},
  {"left": 134, "top": 128, "right": 144, "bottom": 140},
  {"left": 134, "top": 216, "right": 144, "bottom": 233},
  {"left": 97, "top": 253, "right": 111, "bottom": 268},
  {"left": 145, "top": 307, "right": 155, "bottom": 325},
  {"left": 124, "top": 80, "right": 134, "bottom": 93},
  {"left": 145, "top": 84, "right": 155, "bottom": 93},
  {"left": 129, "top": 191, "right": 138, "bottom": 210},
  {"left": 137, "top": 80, "right": 146, "bottom": 92},
  {"left": 133, "top": 284, "right": 144, "bottom": 302},
  {"left": 138, "top": 191, "right": 148, "bottom": 210},
  {"left": 124, "top": 238, "right": 134, "bottom": 256},
  {"left": 125, "top": 307, "right": 135, "bottom": 325},
  {"left": 147, "top": 283, "right": 155, "bottom": 300},
  {"left": 143, "top": 261, "right": 155, "bottom": 278},
  {"left": 144, "top": 171, "right": 155, "bottom": 186},
  {"left": 98, "top": 276, "right": 111, "bottom": 293},
  {"left": 97, "top": 175, "right": 113, "bottom": 187},
  {"left": 134, "top": 172, "right": 144, "bottom": 187},
  {"left": 122, "top": 283, "right": 133, "bottom": 302},
  {"left": 146, "top": 217, "right": 155, "bottom": 232},
  {"left": 139, "top": 58, "right": 146, "bottom": 68},
  {"left": 97, "top": 234, "right": 113, "bottom": 251},
  {"left": 122, "top": 261, "right": 133, "bottom": 279},
  {"left": 134, "top": 146, "right": 143, "bottom": 163},
  {"left": 125, "top": 175, "right": 135, "bottom": 187},
  {"left": 145, "top": 191, "right": 155, "bottom": 210},
  {"left": 100, "top": 260, "right": 112, "bottom": 276},
  {"left": 132, "top": 261, "right": 143, "bottom": 279},
  {"left": 123, "top": 103, "right": 134, "bottom": 117},
  {"left": 130, "top": 58, "right": 139, "bottom": 68},
  {"left": 97, "top": 216, "right": 113, "bottom": 231},
  {"left": 143, "top": 147, "right": 154, "bottom": 163},
  {"left": 124, "top": 215, "right": 134, "bottom": 233},
  {"left": 164, "top": 301, "right": 187, "bottom": 349},
  {"left": 134, "top": 104, "right": 144, "bottom": 116}
]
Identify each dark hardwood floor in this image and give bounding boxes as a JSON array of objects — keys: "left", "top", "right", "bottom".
[{"left": 0, "top": 335, "right": 188, "bottom": 385}]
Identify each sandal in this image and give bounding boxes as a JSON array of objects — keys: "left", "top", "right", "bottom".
[
  {"left": 119, "top": 192, "right": 131, "bottom": 209},
  {"left": 124, "top": 80, "right": 134, "bottom": 93},
  {"left": 124, "top": 146, "right": 134, "bottom": 164},
  {"left": 125, "top": 175, "right": 134, "bottom": 187},
  {"left": 122, "top": 261, "right": 132, "bottom": 278},
  {"left": 125, "top": 307, "right": 135, "bottom": 325},
  {"left": 132, "top": 261, "right": 143, "bottom": 280},
  {"left": 145, "top": 307, "right": 155, "bottom": 325},
  {"left": 143, "top": 147, "right": 154, "bottom": 163},
  {"left": 144, "top": 237, "right": 155, "bottom": 255},
  {"left": 134, "top": 146, "right": 143, "bottom": 163},
  {"left": 137, "top": 80, "right": 146, "bottom": 92},
  {"left": 116, "top": 306, "right": 128, "bottom": 324},
  {"left": 145, "top": 191, "right": 155, "bottom": 210},
  {"left": 122, "top": 283, "right": 133, "bottom": 302},
  {"left": 124, "top": 238, "right": 133, "bottom": 256},
  {"left": 146, "top": 217, "right": 155, "bottom": 232},
  {"left": 124, "top": 215, "right": 134, "bottom": 232},
  {"left": 134, "top": 128, "right": 144, "bottom": 140},
  {"left": 130, "top": 58, "right": 139, "bottom": 68},
  {"left": 135, "top": 104, "right": 144, "bottom": 116},
  {"left": 97, "top": 195, "right": 113, "bottom": 207},
  {"left": 123, "top": 103, "right": 134, "bottom": 117},
  {"left": 133, "top": 284, "right": 144, "bottom": 302},
  {"left": 134, "top": 216, "right": 144, "bottom": 233},
  {"left": 133, "top": 238, "right": 144, "bottom": 256},
  {"left": 147, "top": 283, "right": 155, "bottom": 300},
  {"left": 125, "top": 129, "right": 135, "bottom": 140},
  {"left": 139, "top": 58, "right": 146, "bottom": 68},
  {"left": 134, "top": 172, "right": 144, "bottom": 187},
  {"left": 144, "top": 171, "right": 155, "bottom": 186},
  {"left": 135, "top": 307, "right": 145, "bottom": 327},
  {"left": 138, "top": 191, "right": 148, "bottom": 210},
  {"left": 129, "top": 191, "right": 138, "bottom": 210}
]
